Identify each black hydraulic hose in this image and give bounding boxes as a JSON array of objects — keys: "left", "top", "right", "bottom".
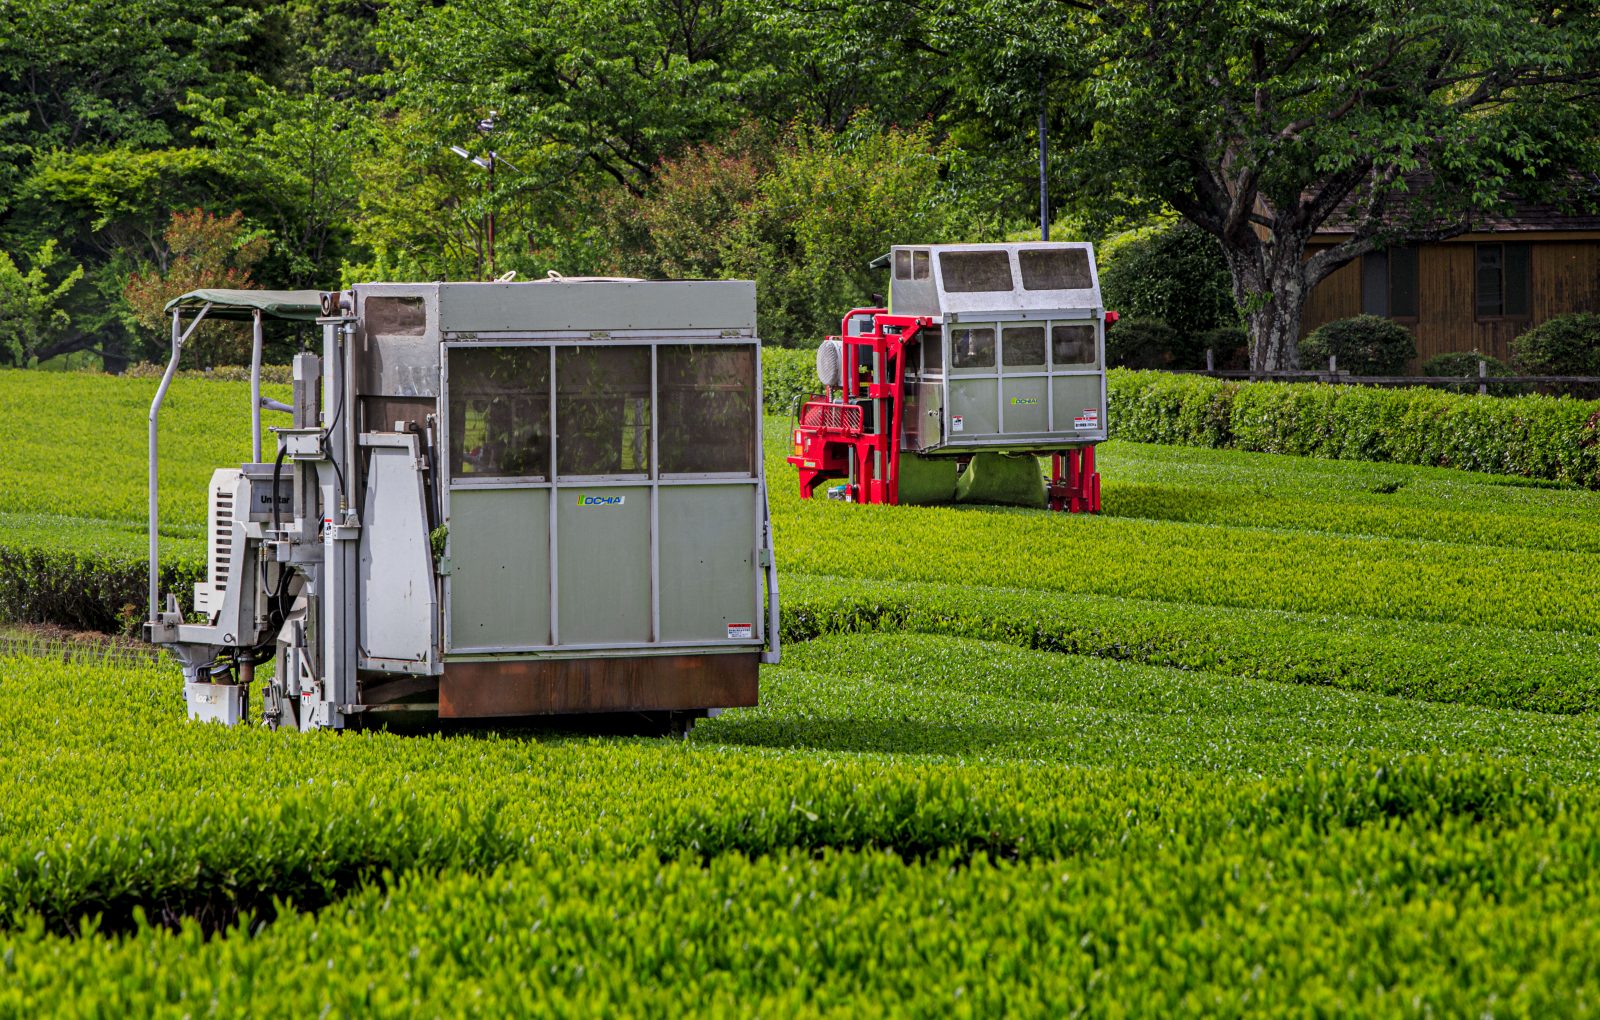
[{"left": 271, "top": 446, "right": 287, "bottom": 532}]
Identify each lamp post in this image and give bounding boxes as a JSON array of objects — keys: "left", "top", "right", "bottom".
[{"left": 448, "top": 112, "right": 517, "bottom": 278}]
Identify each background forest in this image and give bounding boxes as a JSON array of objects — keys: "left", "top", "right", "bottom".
[{"left": 2, "top": 0, "right": 1598, "bottom": 370}]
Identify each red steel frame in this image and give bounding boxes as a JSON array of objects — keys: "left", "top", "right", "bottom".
[{"left": 788, "top": 308, "right": 1101, "bottom": 513}]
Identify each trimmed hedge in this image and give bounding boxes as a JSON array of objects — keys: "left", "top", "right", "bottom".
[
  {"left": 1108, "top": 369, "right": 1600, "bottom": 488},
  {"left": 0, "top": 540, "right": 201, "bottom": 634}
]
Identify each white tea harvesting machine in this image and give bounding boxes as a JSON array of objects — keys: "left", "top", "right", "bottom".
[
  {"left": 789, "top": 242, "right": 1111, "bottom": 511},
  {"left": 146, "top": 280, "right": 779, "bottom": 730}
]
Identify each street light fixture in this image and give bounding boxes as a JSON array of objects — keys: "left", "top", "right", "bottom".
[{"left": 447, "top": 112, "right": 513, "bottom": 277}]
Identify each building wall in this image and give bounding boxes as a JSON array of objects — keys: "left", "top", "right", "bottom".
[{"left": 1302, "top": 237, "right": 1600, "bottom": 365}]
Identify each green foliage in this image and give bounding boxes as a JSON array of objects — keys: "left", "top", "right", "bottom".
[
  {"left": 186, "top": 68, "right": 373, "bottom": 284},
  {"left": 723, "top": 121, "right": 987, "bottom": 344},
  {"left": 0, "top": 241, "right": 83, "bottom": 367},
  {"left": 1512, "top": 313, "right": 1600, "bottom": 377},
  {"left": 761, "top": 346, "right": 816, "bottom": 414},
  {"left": 1104, "top": 317, "right": 1179, "bottom": 369},
  {"left": 1421, "top": 350, "right": 1522, "bottom": 395},
  {"left": 1096, "top": 220, "right": 1237, "bottom": 340},
  {"left": 1301, "top": 315, "right": 1418, "bottom": 375},
  {"left": 1108, "top": 369, "right": 1600, "bottom": 487}
]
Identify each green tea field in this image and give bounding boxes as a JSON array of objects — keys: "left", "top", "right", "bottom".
[{"left": 2, "top": 368, "right": 1599, "bottom": 1015}]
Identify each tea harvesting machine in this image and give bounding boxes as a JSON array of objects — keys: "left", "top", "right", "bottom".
[
  {"left": 789, "top": 242, "right": 1112, "bottom": 511},
  {"left": 146, "top": 279, "right": 780, "bottom": 730}
]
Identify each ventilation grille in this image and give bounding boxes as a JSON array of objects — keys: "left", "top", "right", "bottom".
[{"left": 210, "top": 485, "right": 234, "bottom": 592}]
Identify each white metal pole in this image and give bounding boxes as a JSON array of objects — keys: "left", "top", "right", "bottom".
[
  {"left": 148, "top": 303, "right": 212, "bottom": 622},
  {"left": 251, "top": 309, "right": 263, "bottom": 462}
]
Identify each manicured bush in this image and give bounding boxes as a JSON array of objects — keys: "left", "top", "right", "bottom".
[
  {"left": 1197, "top": 325, "right": 1249, "bottom": 369},
  {"left": 1105, "top": 316, "right": 1179, "bottom": 369},
  {"left": 760, "top": 345, "right": 815, "bottom": 414},
  {"left": 1420, "top": 350, "right": 1522, "bottom": 395},
  {"left": 1108, "top": 369, "right": 1600, "bottom": 488},
  {"left": 1511, "top": 313, "right": 1600, "bottom": 379},
  {"left": 1097, "top": 219, "right": 1238, "bottom": 338},
  {"left": 1300, "top": 314, "right": 1417, "bottom": 374}
]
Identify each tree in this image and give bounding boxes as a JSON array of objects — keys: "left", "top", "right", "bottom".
[
  {"left": 122, "top": 209, "right": 268, "bottom": 366},
  {"left": 976, "top": 0, "right": 1600, "bottom": 370},
  {"left": 0, "top": 241, "right": 84, "bottom": 367},
  {"left": 187, "top": 68, "right": 372, "bottom": 285}
]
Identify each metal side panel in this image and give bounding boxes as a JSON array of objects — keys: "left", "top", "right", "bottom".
[
  {"left": 1051, "top": 375, "right": 1107, "bottom": 440},
  {"left": 359, "top": 439, "right": 440, "bottom": 672},
  {"left": 1000, "top": 376, "right": 1049, "bottom": 433},
  {"left": 447, "top": 488, "right": 551, "bottom": 649},
  {"left": 436, "top": 281, "right": 756, "bottom": 335},
  {"left": 556, "top": 487, "right": 651, "bottom": 646},
  {"left": 658, "top": 485, "right": 759, "bottom": 643},
  {"left": 949, "top": 378, "right": 999, "bottom": 436}
]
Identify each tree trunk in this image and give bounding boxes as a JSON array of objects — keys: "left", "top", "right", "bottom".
[{"left": 1220, "top": 230, "right": 1313, "bottom": 373}]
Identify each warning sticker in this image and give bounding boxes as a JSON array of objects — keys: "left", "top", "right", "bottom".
[
  {"left": 727, "top": 623, "right": 753, "bottom": 640},
  {"left": 951, "top": 415, "right": 964, "bottom": 432},
  {"left": 1073, "top": 408, "right": 1100, "bottom": 431}
]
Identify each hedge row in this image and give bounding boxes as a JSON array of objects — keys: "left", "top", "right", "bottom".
[
  {"left": 0, "top": 532, "right": 201, "bottom": 634},
  {"left": 1108, "top": 369, "right": 1600, "bottom": 487}
]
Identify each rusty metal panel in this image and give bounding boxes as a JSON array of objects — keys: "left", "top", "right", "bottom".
[{"left": 439, "top": 652, "right": 758, "bottom": 718}]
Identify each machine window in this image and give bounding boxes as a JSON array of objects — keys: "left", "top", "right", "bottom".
[
  {"left": 951, "top": 326, "right": 996, "bottom": 369},
  {"left": 940, "top": 251, "right": 1014, "bottom": 293},
  {"left": 658, "top": 345, "right": 756, "bottom": 475},
  {"left": 1002, "top": 325, "right": 1046, "bottom": 367},
  {"left": 448, "top": 346, "right": 551, "bottom": 478},
  {"left": 912, "top": 250, "right": 930, "bottom": 279},
  {"left": 556, "top": 346, "right": 652, "bottom": 476},
  {"left": 1051, "top": 324, "right": 1096, "bottom": 366},
  {"left": 1019, "top": 249, "right": 1093, "bottom": 291},
  {"left": 922, "top": 327, "right": 943, "bottom": 373},
  {"left": 365, "top": 296, "right": 427, "bottom": 336},
  {"left": 894, "top": 250, "right": 912, "bottom": 280}
]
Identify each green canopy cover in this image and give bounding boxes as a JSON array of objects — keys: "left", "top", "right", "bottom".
[{"left": 163, "top": 288, "right": 327, "bottom": 322}]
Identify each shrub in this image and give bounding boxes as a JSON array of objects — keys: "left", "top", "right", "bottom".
[
  {"left": 1105, "top": 317, "right": 1179, "bottom": 369},
  {"left": 1301, "top": 315, "right": 1417, "bottom": 375},
  {"left": 1420, "top": 351, "right": 1521, "bottom": 395},
  {"left": 1197, "top": 325, "right": 1249, "bottom": 369},
  {"left": 1108, "top": 368, "right": 1600, "bottom": 489},
  {"left": 761, "top": 345, "right": 816, "bottom": 414},
  {"left": 1512, "top": 313, "right": 1600, "bottom": 378},
  {"left": 1097, "top": 219, "right": 1238, "bottom": 338}
]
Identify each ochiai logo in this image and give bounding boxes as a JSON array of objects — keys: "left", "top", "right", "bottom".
[{"left": 577, "top": 494, "right": 626, "bottom": 507}]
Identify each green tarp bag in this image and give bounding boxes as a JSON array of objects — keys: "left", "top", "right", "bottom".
[
  {"left": 954, "top": 452, "right": 1047, "bottom": 508},
  {"left": 896, "top": 453, "right": 959, "bottom": 505}
]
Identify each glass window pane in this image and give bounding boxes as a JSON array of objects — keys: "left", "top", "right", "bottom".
[
  {"left": 894, "top": 250, "right": 911, "bottom": 280},
  {"left": 1505, "top": 242, "right": 1530, "bottom": 316},
  {"left": 1361, "top": 252, "right": 1389, "bottom": 317},
  {"left": 448, "top": 346, "right": 551, "bottom": 478},
  {"left": 1018, "top": 249, "right": 1092, "bottom": 290},
  {"left": 1002, "top": 325, "right": 1046, "bottom": 367},
  {"left": 556, "top": 346, "right": 651, "bottom": 477},
  {"left": 912, "top": 250, "right": 930, "bottom": 279},
  {"left": 1389, "top": 247, "right": 1418, "bottom": 318},
  {"left": 365, "top": 296, "right": 427, "bottom": 336},
  {"left": 1476, "top": 245, "right": 1503, "bottom": 317},
  {"left": 951, "top": 326, "right": 995, "bottom": 369},
  {"left": 659, "top": 346, "right": 755, "bottom": 475},
  {"left": 922, "top": 328, "right": 943, "bottom": 373},
  {"left": 1051, "top": 324, "right": 1096, "bottom": 366},
  {"left": 940, "top": 251, "right": 1014, "bottom": 292}
]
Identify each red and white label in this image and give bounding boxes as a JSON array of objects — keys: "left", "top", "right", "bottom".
[
  {"left": 1074, "top": 408, "right": 1100, "bottom": 431},
  {"left": 727, "top": 623, "right": 753, "bottom": 640}
]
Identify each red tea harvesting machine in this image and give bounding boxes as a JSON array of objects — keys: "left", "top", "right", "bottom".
[{"left": 788, "top": 242, "right": 1113, "bottom": 512}]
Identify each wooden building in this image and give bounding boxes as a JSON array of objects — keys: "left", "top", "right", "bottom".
[{"left": 1303, "top": 203, "right": 1600, "bottom": 365}]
